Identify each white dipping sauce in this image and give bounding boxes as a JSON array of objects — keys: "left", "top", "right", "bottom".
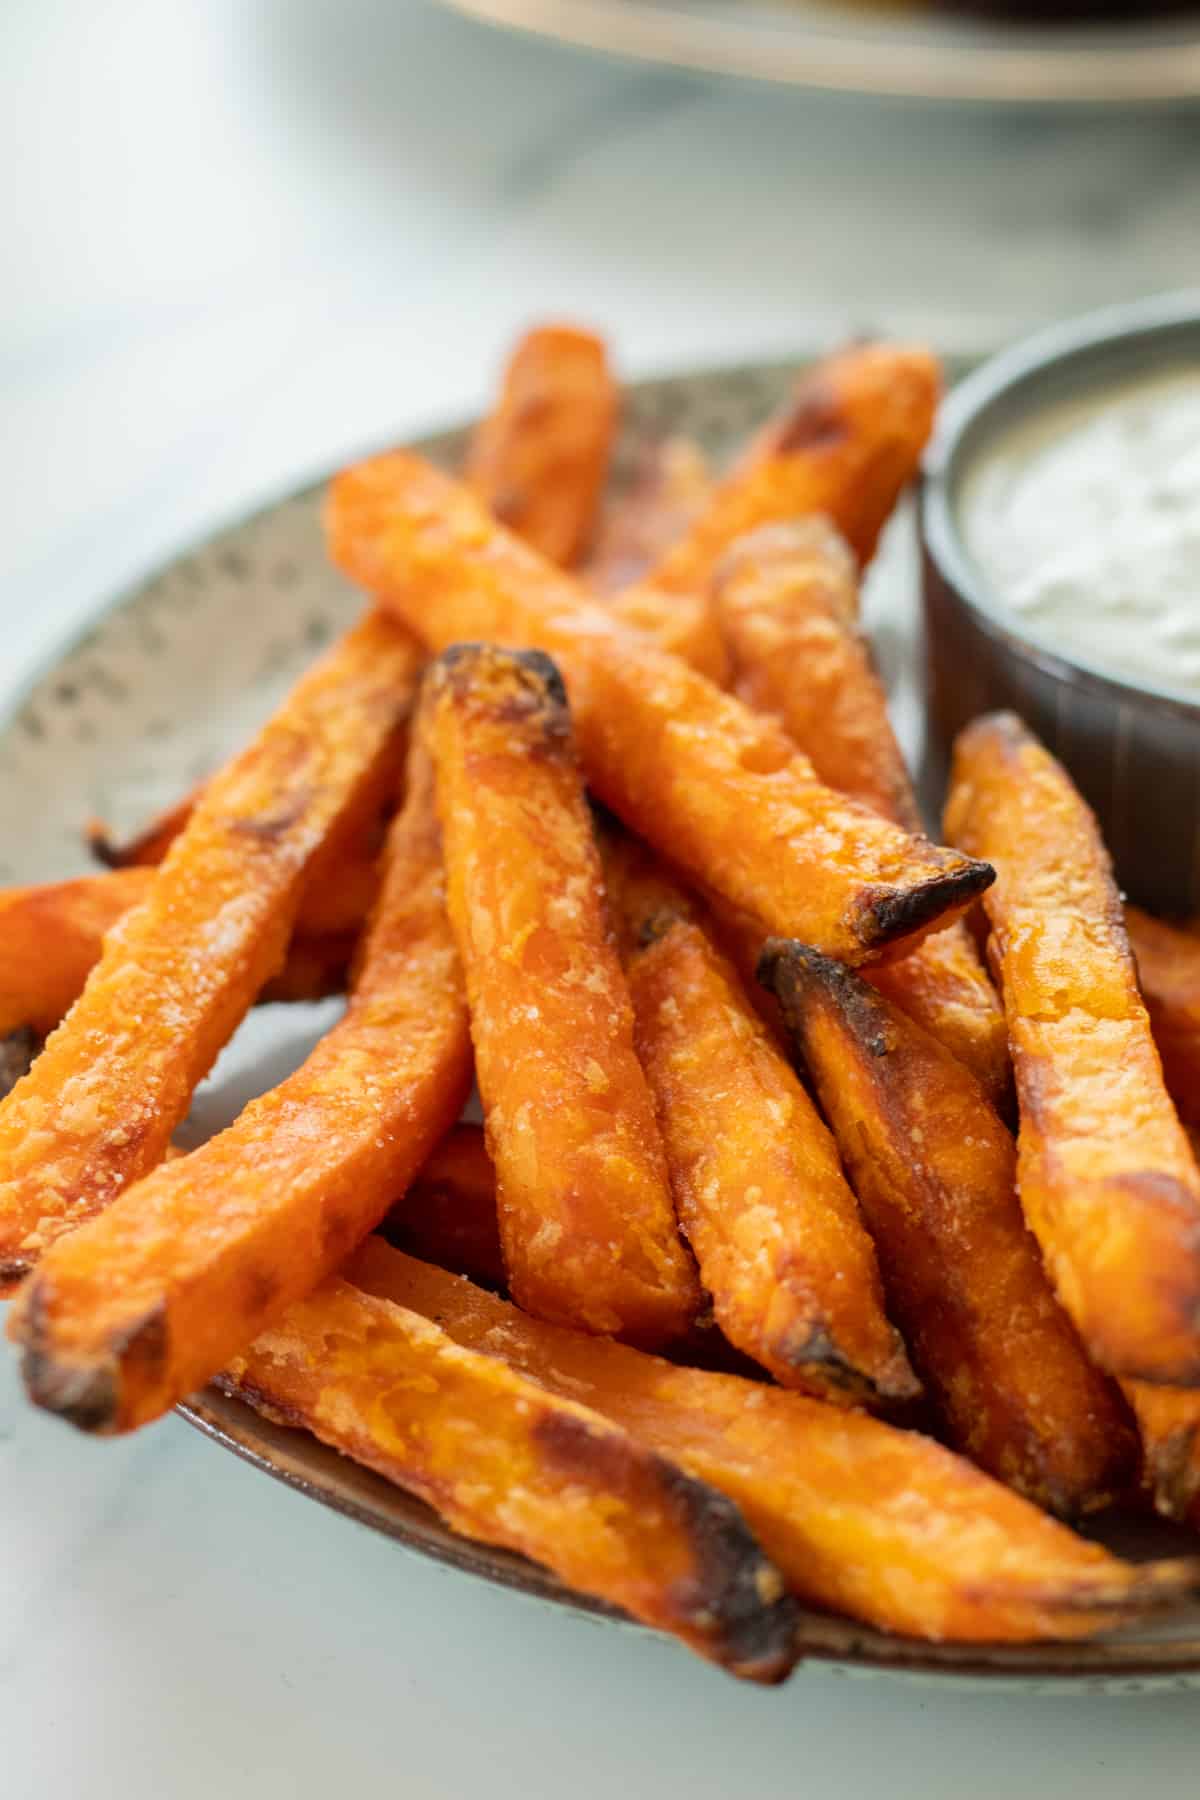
[{"left": 959, "top": 365, "right": 1200, "bottom": 695}]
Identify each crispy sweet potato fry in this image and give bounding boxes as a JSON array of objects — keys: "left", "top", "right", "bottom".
[
  {"left": 0, "top": 611, "right": 420, "bottom": 1289},
  {"left": 465, "top": 324, "right": 617, "bottom": 569},
  {"left": 0, "top": 868, "right": 156, "bottom": 1038},
  {"left": 381, "top": 1123, "right": 505, "bottom": 1290},
  {"left": 86, "top": 725, "right": 403, "bottom": 940},
  {"left": 1126, "top": 905, "right": 1200, "bottom": 1128},
  {"left": 348, "top": 1241, "right": 1200, "bottom": 1644},
  {"left": 759, "top": 942, "right": 1137, "bottom": 1516},
  {"left": 602, "top": 833, "right": 916, "bottom": 1406},
  {"left": 714, "top": 520, "right": 912, "bottom": 826},
  {"left": 586, "top": 436, "right": 711, "bottom": 594},
  {"left": 220, "top": 1276, "right": 797, "bottom": 1682},
  {"left": 606, "top": 585, "right": 729, "bottom": 684},
  {"left": 9, "top": 743, "right": 472, "bottom": 1430},
  {"left": 326, "top": 453, "right": 993, "bottom": 962},
  {"left": 1127, "top": 1380, "right": 1200, "bottom": 1522},
  {"left": 713, "top": 521, "right": 1008, "bottom": 1107},
  {"left": 422, "top": 645, "right": 697, "bottom": 1344},
  {"left": 945, "top": 713, "right": 1200, "bottom": 1386},
  {"left": 0, "top": 868, "right": 353, "bottom": 1036},
  {"left": 641, "top": 343, "right": 941, "bottom": 594}
]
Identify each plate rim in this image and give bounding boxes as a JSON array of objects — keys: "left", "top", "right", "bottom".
[
  {"left": 438, "top": 0, "right": 1200, "bottom": 105},
  {"left": 6, "top": 349, "right": 1200, "bottom": 1690}
]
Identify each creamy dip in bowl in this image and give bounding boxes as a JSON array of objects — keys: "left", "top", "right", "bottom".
[{"left": 922, "top": 293, "right": 1200, "bottom": 916}]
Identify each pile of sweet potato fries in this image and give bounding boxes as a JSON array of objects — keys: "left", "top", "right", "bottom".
[{"left": 3, "top": 325, "right": 1200, "bottom": 1682}]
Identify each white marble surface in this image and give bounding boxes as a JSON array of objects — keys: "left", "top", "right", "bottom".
[{"left": 2, "top": 2, "right": 1199, "bottom": 1791}]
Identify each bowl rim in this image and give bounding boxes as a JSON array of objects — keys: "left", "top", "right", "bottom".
[{"left": 921, "top": 289, "right": 1200, "bottom": 720}]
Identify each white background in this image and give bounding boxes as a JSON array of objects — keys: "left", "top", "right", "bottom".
[{"left": 2, "top": 3, "right": 1199, "bottom": 1792}]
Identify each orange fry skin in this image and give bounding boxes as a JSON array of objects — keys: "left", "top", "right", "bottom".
[
  {"left": 1126, "top": 905, "right": 1200, "bottom": 1128},
  {"left": 8, "top": 741, "right": 472, "bottom": 1432},
  {"left": 0, "top": 869, "right": 354, "bottom": 1037},
  {"left": 326, "top": 452, "right": 993, "bottom": 964},
  {"left": 349, "top": 1241, "right": 1200, "bottom": 1645},
  {"left": 602, "top": 835, "right": 917, "bottom": 1408},
  {"left": 760, "top": 942, "right": 1138, "bottom": 1518},
  {"left": 1126, "top": 1379, "right": 1200, "bottom": 1523},
  {"left": 465, "top": 323, "right": 617, "bottom": 569},
  {"left": 85, "top": 723, "right": 404, "bottom": 941},
  {"left": 643, "top": 343, "right": 941, "bottom": 594},
  {"left": 606, "top": 584, "right": 729, "bottom": 685},
  {"left": 713, "top": 520, "right": 1008, "bottom": 1108},
  {"left": 945, "top": 713, "right": 1200, "bottom": 1387},
  {"left": 0, "top": 612, "right": 420, "bottom": 1291},
  {"left": 0, "top": 868, "right": 156, "bottom": 1038},
  {"left": 381, "top": 1123, "right": 506, "bottom": 1291},
  {"left": 714, "top": 520, "right": 913, "bottom": 828},
  {"left": 423, "top": 644, "right": 698, "bottom": 1344},
  {"left": 221, "top": 1277, "right": 798, "bottom": 1683}
]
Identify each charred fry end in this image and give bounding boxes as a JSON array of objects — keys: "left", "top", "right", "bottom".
[
  {"left": 534, "top": 1409, "right": 799, "bottom": 1682},
  {"left": 16, "top": 1275, "right": 168, "bottom": 1434},
  {"left": 857, "top": 860, "right": 995, "bottom": 956},
  {"left": 758, "top": 938, "right": 892, "bottom": 1052},
  {"left": 432, "top": 641, "right": 569, "bottom": 719}
]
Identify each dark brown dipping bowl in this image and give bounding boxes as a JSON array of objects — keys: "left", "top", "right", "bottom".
[{"left": 922, "top": 293, "right": 1200, "bottom": 919}]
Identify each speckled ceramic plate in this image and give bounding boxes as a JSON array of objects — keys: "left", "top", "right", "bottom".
[
  {"left": 440, "top": 0, "right": 1200, "bottom": 106},
  {"left": 3, "top": 357, "right": 1199, "bottom": 1691}
]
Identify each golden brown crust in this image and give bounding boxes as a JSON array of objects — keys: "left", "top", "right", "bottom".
[
  {"left": 8, "top": 742, "right": 473, "bottom": 1429},
  {"left": 945, "top": 712, "right": 1200, "bottom": 1386},
  {"left": 0, "top": 611, "right": 420, "bottom": 1287},
  {"left": 325, "top": 452, "right": 993, "bottom": 963},
  {"left": 0, "top": 869, "right": 355, "bottom": 1038},
  {"left": 222, "top": 1277, "right": 798, "bottom": 1682},
  {"left": 602, "top": 831, "right": 916, "bottom": 1407},
  {"left": 643, "top": 343, "right": 941, "bottom": 591},
  {"left": 759, "top": 940, "right": 1138, "bottom": 1517},
  {"left": 422, "top": 644, "right": 699, "bottom": 1345},
  {"left": 347, "top": 1241, "right": 1200, "bottom": 1644},
  {"left": 465, "top": 323, "right": 617, "bottom": 569}
]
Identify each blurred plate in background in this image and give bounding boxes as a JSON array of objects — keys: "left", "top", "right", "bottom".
[{"left": 438, "top": 0, "right": 1200, "bottom": 105}]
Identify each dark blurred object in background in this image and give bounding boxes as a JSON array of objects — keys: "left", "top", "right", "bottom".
[{"left": 941, "top": 0, "right": 1200, "bottom": 19}]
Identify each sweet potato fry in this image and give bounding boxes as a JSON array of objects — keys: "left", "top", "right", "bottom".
[
  {"left": 0, "top": 611, "right": 420, "bottom": 1289},
  {"left": 220, "top": 1276, "right": 797, "bottom": 1682},
  {"left": 641, "top": 343, "right": 941, "bottom": 594},
  {"left": 380, "top": 1123, "right": 505, "bottom": 1290},
  {"left": 9, "top": 742, "right": 472, "bottom": 1430},
  {"left": 945, "top": 713, "right": 1200, "bottom": 1386},
  {"left": 326, "top": 452, "right": 993, "bottom": 962},
  {"left": 759, "top": 941, "right": 1137, "bottom": 1516},
  {"left": 348, "top": 1241, "right": 1200, "bottom": 1644},
  {"left": 0, "top": 868, "right": 354, "bottom": 1036},
  {"left": 606, "top": 585, "right": 729, "bottom": 684},
  {"left": 712, "top": 520, "right": 1008, "bottom": 1107},
  {"left": 586, "top": 436, "right": 710, "bottom": 594},
  {"left": 86, "top": 726, "right": 402, "bottom": 941},
  {"left": 713, "top": 520, "right": 911, "bottom": 826},
  {"left": 422, "top": 644, "right": 698, "bottom": 1344},
  {"left": 1127, "top": 1380, "right": 1200, "bottom": 1522},
  {"left": 465, "top": 323, "right": 617, "bottom": 569},
  {"left": 1126, "top": 904, "right": 1200, "bottom": 1128},
  {"left": 0, "top": 868, "right": 155, "bottom": 1038},
  {"left": 602, "top": 833, "right": 916, "bottom": 1406}
]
